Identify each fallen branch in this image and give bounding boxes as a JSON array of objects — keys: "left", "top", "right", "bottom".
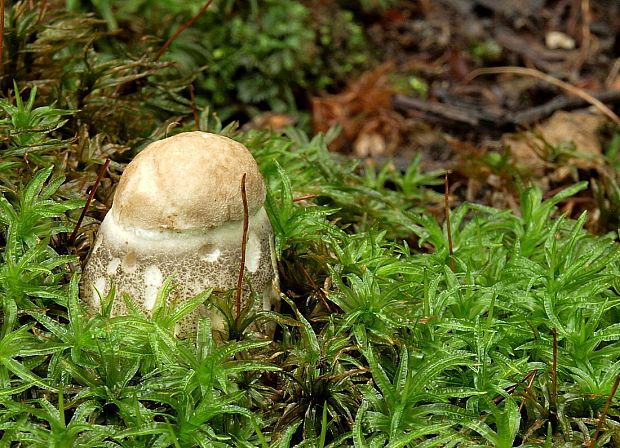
[
  {"left": 466, "top": 66, "right": 620, "bottom": 126},
  {"left": 392, "top": 94, "right": 502, "bottom": 127},
  {"left": 512, "top": 90, "right": 620, "bottom": 125},
  {"left": 394, "top": 88, "right": 620, "bottom": 131}
]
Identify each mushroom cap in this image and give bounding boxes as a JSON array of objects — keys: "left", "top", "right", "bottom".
[{"left": 112, "top": 132, "right": 265, "bottom": 231}]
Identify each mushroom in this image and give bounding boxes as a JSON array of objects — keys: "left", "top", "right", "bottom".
[{"left": 80, "top": 131, "right": 279, "bottom": 338}]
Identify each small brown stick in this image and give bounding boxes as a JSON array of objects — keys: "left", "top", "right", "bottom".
[
  {"left": 551, "top": 328, "right": 558, "bottom": 410},
  {"left": 0, "top": 0, "right": 5, "bottom": 76},
  {"left": 512, "top": 90, "right": 620, "bottom": 126},
  {"left": 589, "top": 374, "right": 620, "bottom": 448},
  {"left": 236, "top": 173, "right": 249, "bottom": 319},
  {"left": 392, "top": 94, "right": 488, "bottom": 127},
  {"left": 605, "top": 58, "right": 620, "bottom": 89},
  {"left": 189, "top": 84, "right": 200, "bottom": 130},
  {"left": 69, "top": 159, "right": 110, "bottom": 247},
  {"left": 293, "top": 194, "right": 318, "bottom": 202},
  {"left": 575, "top": 0, "right": 591, "bottom": 72},
  {"left": 154, "top": 0, "right": 214, "bottom": 62},
  {"left": 444, "top": 173, "right": 454, "bottom": 272},
  {"left": 519, "top": 369, "right": 539, "bottom": 411},
  {"left": 37, "top": 1, "right": 48, "bottom": 24},
  {"left": 492, "top": 369, "right": 538, "bottom": 405},
  {"left": 493, "top": 384, "right": 519, "bottom": 405},
  {"left": 466, "top": 67, "right": 620, "bottom": 126}
]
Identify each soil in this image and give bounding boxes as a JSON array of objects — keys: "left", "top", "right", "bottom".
[{"left": 309, "top": 0, "right": 620, "bottom": 233}]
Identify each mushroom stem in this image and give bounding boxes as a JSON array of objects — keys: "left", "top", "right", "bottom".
[{"left": 236, "top": 172, "right": 249, "bottom": 319}]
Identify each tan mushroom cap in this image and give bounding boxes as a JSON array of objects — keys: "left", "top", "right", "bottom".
[{"left": 112, "top": 132, "right": 266, "bottom": 231}]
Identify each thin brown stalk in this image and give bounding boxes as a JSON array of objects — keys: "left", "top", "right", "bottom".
[
  {"left": 0, "top": 0, "right": 5, "bottom": 76},
  {"left": 37, "top": 0, "right": 48, "bottom": 24},
  {"left": 293, "top": 194, "right": 318, "bottom": 202},
  {"left": 189, "top": 84, "right": 200, "bottom": 130},
  {"left": 552, "top": 328, "right": 558, "bottom": 410},
  {"left": 605, "top": 58, "right": 620, "bottom": 89},
  {"left": 154, "top": 0, "right": 214, "bottom": 62},
  {"left": 69, "top": 159, "right": 110, "bottom": 247},
  {"left": 575, "top": 0, "right": 591, "bottom": 72},
  {"left": 236, "top": 173, "right": 249, "bottom": 319},
  {"left": 589, "top": 374, "right": 620, "bottom": 448},
  {"left": 444, "top": 173, "right": 454, "bottom": 271},
  {"left": 493, "top": 384, "right": 518, "bottom": 405},
  {"left": 466, "top": 66, "right": 620, "bottom": 126},
  {"left": 519, "top": 369, "right": 539, "bottom": 411},
  {"left": 492, "top": 369, "right": 538, "bottom": 406}
]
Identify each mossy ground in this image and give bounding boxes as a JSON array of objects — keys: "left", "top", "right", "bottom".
[{"left": 0, "top": 1, "right": 619, "bottom": 446}]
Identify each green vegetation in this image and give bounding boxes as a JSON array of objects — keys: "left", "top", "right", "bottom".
[
  {"left": 67, "top": 0, "right": 369, "bottom": 120},
  {"left": 0, "top": 1, "right": 619, "bottom": 446}
]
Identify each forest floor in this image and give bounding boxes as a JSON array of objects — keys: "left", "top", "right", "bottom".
[{"left": 311, "top": 0, "right": 620, "bottom": 236}]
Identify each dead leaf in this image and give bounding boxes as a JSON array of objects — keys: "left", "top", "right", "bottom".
[
  {"left": 311, "top": 62, "right": 404, "bottom": 155},
  {"left": 504, "top": 110, "right": 607, "bottom": 179},
  {"left": 241, "top": 112, "right": 297, "bottom": 131}
]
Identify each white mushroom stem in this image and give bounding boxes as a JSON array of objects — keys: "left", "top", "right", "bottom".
[{"left": 92, "top": 207, "right": 271, "bottom": 266}]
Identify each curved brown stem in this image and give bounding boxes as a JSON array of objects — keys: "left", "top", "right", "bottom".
[
  {"left": 69, "top": 159, "right": 110, "bottom": 248},
  {"left": 154, "top": 0, "right": 214, "bottom": 62},
  {"left": 236, "top": 173, "right": 249, "bottom": 319}
]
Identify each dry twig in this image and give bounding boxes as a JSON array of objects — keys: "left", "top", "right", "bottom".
[
  {"left": 69, "top": 159, "right": 110, "bottom": 248},
  {"left": 444, "top": 173, "right": 454, "bottom": 272},
  {"left": 0, "top": 0, "right": 4, "bottom": 76},
  {"left": 189, "top": 84, "right": 200, "bottom": 130},
  {"left": 154, "top": 0, "right": 214, "bottom": 62},
  {"left": 589, "top": 374, "right": 620, "bottom": 448},
  {"left": 466, "top": 66, "right": 620, "bottom": 126},
  {"left": 552, "top": 328, "right": 558, "bottom": 411},
  {"left": 236, "top": 173, "right": 249, "bottom": 319},
  {"left": 575, "top": 0, "right": 591, "bottom": 72}
]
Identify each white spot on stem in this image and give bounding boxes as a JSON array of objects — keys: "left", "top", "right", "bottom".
[
  {"left": 144, "top": 265, "right": 163, "bottom": 287},
  {"left": 144, "top": 286, "right": 158, "bottom": 311},
  {"left": 245, "top": 232, "right": 261, "bottom": 273},
  {"left": 92, "top": 277, "right": 106, "bottom": 306},
  {"left": 107, "top": 258, "right": 121, "bottom": 275},
  {"left": 143, "top": 265, "right": 163, "bottom": 312},
  {"left": 201, "top": 248, "right": 221, "bottom": 262}
]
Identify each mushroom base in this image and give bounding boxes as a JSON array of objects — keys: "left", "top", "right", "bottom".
[{"left": 80, "top": 207, "right": 279, "bottom": 339}]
